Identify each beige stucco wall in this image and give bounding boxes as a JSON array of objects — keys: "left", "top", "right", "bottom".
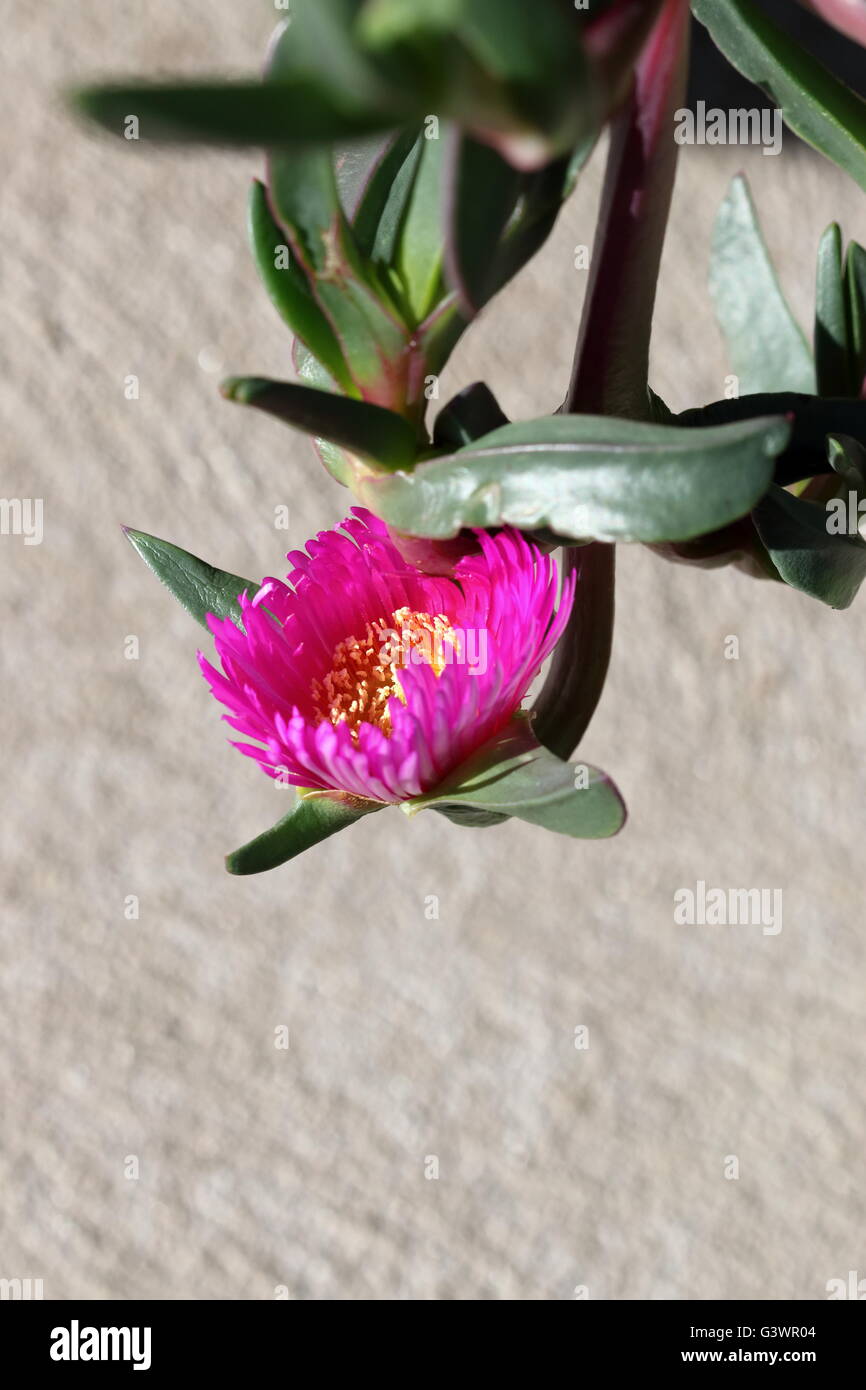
[{"left": 1, "top": 3, "right": 863, "bottom": 1299}]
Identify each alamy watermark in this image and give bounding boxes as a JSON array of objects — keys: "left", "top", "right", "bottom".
[
  {"left": 674, "top": 880, "right": 783, "bottom": 936},
  {"left": 380, "top": 622, "right": 489, "bottom": 677},
  {"left": 0, "top": 497, "right": 43, "bottom": 545},
  {"left": 674, "top": 101, "right": 782, "bottom": 157}
]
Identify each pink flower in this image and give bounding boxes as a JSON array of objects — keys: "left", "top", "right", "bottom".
[{"left": 199, "top": 508, "right": 574, "bottom": 804}]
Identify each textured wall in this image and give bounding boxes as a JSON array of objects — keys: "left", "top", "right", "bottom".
[{"left": 2, "top": 3, "right": 864, "bottom": 1300}]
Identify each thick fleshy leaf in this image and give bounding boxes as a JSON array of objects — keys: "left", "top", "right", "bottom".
[
  {"left": 432, "top": 382, "right": 509, "bottom": 449},
  {"left": 76, "top": 6, "right": 397, "bottom": 148},
  {"left": 392, "top": 132, "right": 448, "bottom": 323},
  {"left": 266, "top": 4, "right": 384, "bottom": 105},
  {"left": 710, "top": 175, "right": 815, "bottom": 395},
  {"left": 815, "top": 223, "right": 851, "bottom": 396},
  {"left": 416, "top": 293, "right": 469, "bottom": 379},
  {"left": 359, "top": 413, "right": 790, "bottom": 542},
  {"left": 73, "top": 79, "right": 396, "bottom": 146},
  {"left": 267, "top": 148, "right": 410, "bottom": 393},
  {"left": 248, "top": 180, "right": 353, "bottom": 393},
  {"left": 646, "top": 387, "right": 675, "bottom": 424},
  {"left": 846, "top": 240, "right": 866, "bottom": 395},
  {"left": 410, "top": 719, "right": 626, "bottom": 840},
  {"left": 359, "top": 0, "right": 594, "bottom": 167},
  {"left": 123, "top": 529, "right": 257, "bottom": 628},
  {"left": 220, "top": 377, "right": 417, "bottom": 469},
  {"left": 337, "top": 128, "right": 422, "bottom": 258},
  {"left": 226, "top": 792, "right": 381, "bottom": 875},
  {"left": 692, "top": 0, "right": 866, "bottom": 192},
  {"left": 291, "top": 344, "right": 355, "bottom": 485},
  {"left": 677, "top": 393, "right": 866, "bottom": 485},
  {"left": 752, "top": 481, "right": 866, "bottom": 609}
]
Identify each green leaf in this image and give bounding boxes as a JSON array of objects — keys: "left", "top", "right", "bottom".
[
  {"left": 291, "top": 344, "right": 355, "bottom": 485},
  {"left": 410, "top": 718, "right": 626, "bottom": 840},
  {"left": 676, "top": 392, "right": 866, "bottom": 486},
  {"left": 486, "top": 139, "right": 594, "bottom": 297},
  {"left": 267, "top": 147, "right": 410, "bottom": 389},
  {"left": 226, "top": 792, "right": 381, "bottom": 875},
  {"left": 248, "top": 180, "right": 353, "bottom": 393},
  {"left": 815, "top": 223, "right": 851, "bottom": 396},
  {"left": 72, "top": 79, "right": 395, "bottom": 146},
  {"left": 76, "top": 5, "right": 397, "bottom": 148},
  {"left": 646, "top": 387, "right": 676, "bottom": 424},
  {"left": 220, "top": 377, "right": 418, "bottom": 469},
  {"left": 416, "top": 292, "right": 469, "bottom": 379},
  {"left": 392, "top": 132, "right": 448, "bottom": 322},
  {"left": 359, "top": 0, "right": 460, "bottom": 48},
  {"left": 692, "top": 0, "right": 866, "bottom": 192},
  {"left": 829, "top": 432, "right": 866, "bottom": 488},
  {"left": 710, "top": 174, "right": 815, "bottom": 395},
  {"left": 359, "top": 0, "right": 593, "bottom": 165},
  {"left": 432, "top": 382, "right": 509, "bottom": 449},
  {"left": 359, "top": 412, "right": 790, "bottom": 542},
  {"left": 845, "top": 240, "right": 866, "bottom": 395},
  {"left": 123, "top": 529, "right": 258, "bottom": 628},
  {"left": 444, "top": 132, "right": 522, "bottom": 315},
  {"left": 266, "top": 4, "right": 384, "bottom": 106},
  {"left": 752, "top": 481, "right": 866, "bottom": 608},
  {"left": 336, "top": 128, "right": 422, "bottom": 258},
  {"left": 362, "top": 134, "right": 425, "bottom": 269}
]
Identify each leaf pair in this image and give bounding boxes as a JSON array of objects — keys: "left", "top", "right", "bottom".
[
  {"left": 122, "top": 524, "right": 626, "bottom": 871},
  {"left": 705, "top": 172, "right": 866, "bottom": 606},
  {"left": 753, "top": 435, "right": 866, "bottom": 609},
  {"left": 227, "top": 719, "right": 626, "bottom": 875},
  {"left": 358, "top": 412, "right": 790, "bottom": 543}
]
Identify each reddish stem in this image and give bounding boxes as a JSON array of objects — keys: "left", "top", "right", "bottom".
[{"left": 534, "top": 0, "right": 690, "bottom": 759}]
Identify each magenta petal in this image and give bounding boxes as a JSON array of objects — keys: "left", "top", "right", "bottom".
[{"left": 200, "top": 508, "right": 575, "bottom": 802}]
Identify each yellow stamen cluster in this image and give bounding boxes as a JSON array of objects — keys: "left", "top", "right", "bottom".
[{"left": 311, "top": 607, "right": 459, "bottom": 738}]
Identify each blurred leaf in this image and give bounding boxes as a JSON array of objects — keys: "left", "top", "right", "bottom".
[
  {"left": 78, "top": 4, "right": 396, "bottom": 148},
  {"left": 226, "top": 792, "right": 381, "bottom": 875},
  {"left": 411, "top": 718, "right": 626, "bottom": 839},
  {"left": 753, "top": 481, "right": 866, "bottom": 608},
  {"left": 692, "top": 0, "right": 866, "bottom": 192},
  {"left": 248, "top": 180, "right": 353, "bottom": 393},
  {"left": 221, "top": 377, "right": 418, "bottom": 469},
  {"left": 710, "top": 175, "right": 815, "bottom": 395},
  {"left": 444, "top": 132, "right": 522, "bottom": 315},
  {"left": 359, "top": 412, "right": 790, "bottom": 542},
  {"left": 360, "top": 0, "right": 593, "bottom": 165},
  {"left": 123, "top": 530, "right": 257, "bottom": 628},
  {"left": 815, "top": 223, "right": 851, "bottom": 395},
  {"left": 487, "top": 136, "right": 595, "bottom": 296},
  {"left": 266, "top": 4, "right": 383, "bottom": 104},
  {"left": 73, "top": 79, "right": 394, "bottom": 146}
]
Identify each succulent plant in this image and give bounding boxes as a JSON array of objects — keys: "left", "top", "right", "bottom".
[{"left": 75, "top": 0, "right": 866, "bottom": 869}]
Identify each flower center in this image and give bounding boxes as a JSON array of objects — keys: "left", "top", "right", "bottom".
[{"left": 311, "top": 606, "right": 459, "bottom": 737}]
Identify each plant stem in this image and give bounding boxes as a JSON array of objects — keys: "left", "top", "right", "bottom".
[{"left": 533, "top": 0, "right": 690, "bottom": 759}]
